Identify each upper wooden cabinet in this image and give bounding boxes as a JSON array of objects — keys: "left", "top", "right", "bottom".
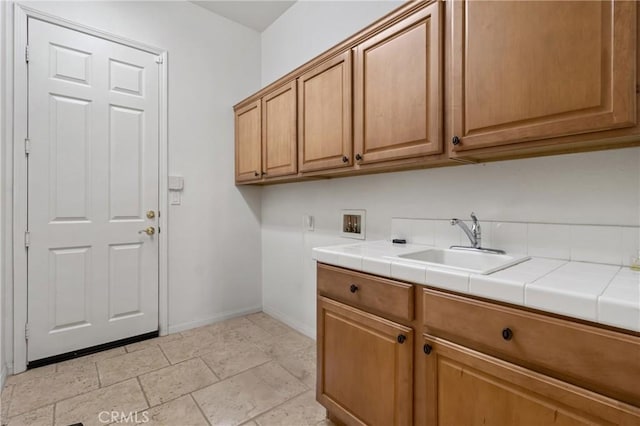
[
  {"left": 353, "top": 1, "right": 442, "bottom": 165},
  {"left": 234, "top": 100, "right": 261, "bottom": 182},
  {"left": 234, "top": 0, "right": 640, "bottom": 184},
  {"left": 298, "top": 51, "right": 353, "bottom": 172},
  {"left": 450, "top": 0, "right": 637, "bottom": 154},
  {"left": 262, "top": 81, "right": 297, "bottom": 178}
]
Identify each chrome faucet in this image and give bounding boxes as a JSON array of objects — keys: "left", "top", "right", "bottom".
[
  {"left": 450, "top": 212, "right": 481, "bottom": 248},
  {"left": 450, "top": 213, "right": 506, "bottom": 254}
]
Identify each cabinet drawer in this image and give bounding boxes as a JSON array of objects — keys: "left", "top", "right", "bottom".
[
  {"left": 423, "top": 288, "right": 640, "bottom": 407},
  {"left": 317, "top": 263, "right": 414, "bottom": 322}
]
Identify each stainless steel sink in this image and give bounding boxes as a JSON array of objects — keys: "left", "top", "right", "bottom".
[{"left": 395, "top": 248, "right": 530, "bottom": 275}]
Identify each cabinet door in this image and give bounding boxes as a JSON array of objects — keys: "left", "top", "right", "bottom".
[
  {"left": 423, "top": 335, "right": 640, "bottom": 426},
  {"left": 298, "top": 51, "right": 352, "bottom": 172},
  {"left": 317, "top": 297, "right": 413, "bottom": 426},
  {"left": 262, "top": 81, "right": 297, "bottom": 177},
  {"left": 353, "top": 1, "right": 442, "bottom": 165},
  {"left": 234, "top": 100, "right": 261, "bottom": 182},
  {"left": 451, "top": 1, "right": 636, "bottom": 153}
]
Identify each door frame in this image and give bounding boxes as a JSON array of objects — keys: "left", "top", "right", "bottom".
[{"left": 11, "top": 4, "right": 169, "bottom": 373}]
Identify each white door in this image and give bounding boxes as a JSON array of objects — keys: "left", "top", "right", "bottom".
[{"left": 27, "top": 18, "right": 160, "bottom": 362}]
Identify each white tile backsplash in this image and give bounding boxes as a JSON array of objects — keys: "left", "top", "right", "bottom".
[
  {"left": 411, "top": 220, "right": 435, "bottom": 245},
  {"left": 570, "top": 225, "right": 623, "bottom": 265},
  {"left": 490, "top": 222, "right": 528, "bottom": 254},
  {"left": 527, "top": 223, "right": 571, "bottom": 260},
  {"left": 621, "top": 227, "right": 640, "bottom": 266},
  {"left": 391, "top": 218, "right": 412, "bottom": 241},
  {"left": 390, "top": 218, "right": 639, "bottom": 267},
  {"left": 433, "top": 220, "right": 462, "bottom": 248}
]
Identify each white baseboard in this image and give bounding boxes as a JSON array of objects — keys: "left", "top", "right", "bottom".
[
  {"left": 0, "top": 362, "right": 7, "bottom": 390},
  {"left": 166, "top": 305, "right": 262, "bottom": 335},
  {"left": 262, "top": 305, "right": 316, "bottom": 340}
]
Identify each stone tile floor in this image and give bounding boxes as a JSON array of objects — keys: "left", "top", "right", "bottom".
[{"left": 0, "top": 313, "right": 332, "bottom": 426}]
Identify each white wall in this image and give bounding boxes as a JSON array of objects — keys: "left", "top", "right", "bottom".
[
  {"left": 259, "top": 1, "right": 640, "bottom": 338},
  {"left": 261, "top": 0, "right": 402, "bottom": 86},
  {"left": 3, "top": 0, "right": 263, "bottom": 373}
]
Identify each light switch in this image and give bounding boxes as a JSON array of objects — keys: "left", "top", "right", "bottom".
[
  {"left": 303, "top": 215, "right": 314, "bottom": 231},
  {"left": 168, "top": 175, "right": 184, "bottom": 191}
]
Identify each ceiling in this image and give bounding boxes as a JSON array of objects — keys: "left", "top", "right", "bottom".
[{"left": 192, "top": 1, "right": 296, "bottom": 32}]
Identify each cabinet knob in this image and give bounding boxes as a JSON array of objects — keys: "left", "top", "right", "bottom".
[
  {"left": 349, "top": 284, "right": 358, "bottom": 293},
  {"left": 254, "top": 171, "right": 259, "bottom": 177},
  {"left": 342, "top": 156, "right": 349, "bottom": 163},
  {"left": 397, "top": 334, "right": 407, "bottom": 344},
  {"left": 452, "top": 136, "right": 461, "bottom": 146},
  {"left": 423, "top": 344, "right": 433, "bottom": 355},
  {"left": 355, "top": 153, "right": 363, "bottom": 161},
  {"left": 502, "top": 327, "right": 513, "bottom": 341}
]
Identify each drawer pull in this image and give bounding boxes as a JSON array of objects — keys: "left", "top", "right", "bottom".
[
  {"left": 349, "top": 284, "right": 359, "bottom": 293},
  {"left": 502, "top": 327, "right": 513, "bottom": 341},
  {"left": 423, "top": 344, "right": 433, "bottom": 355},
  {"left": 397, "top": 334, "right": 407, "bottom": 344}
]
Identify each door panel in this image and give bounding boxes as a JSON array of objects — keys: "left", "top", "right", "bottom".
[
  {"left": 235, "top": 100, "right": 262, "bottom": 182},
  {"left": 452, "top": 0, "right": 637, "bottom": 152},
  {"left": 423, "top": 335, "right": 639, "bottom": 425},
  {"left": 48, "top": 247, "right": 92, "bottom": 332},
  {"left": 108, "top": 243, "right": 143, "bottom": 320},
  {"left": 354, "top": 2, "right": 442, "bottom": 164},
  {"left": 298, "top": 51, "right": 352, "bottom": 172},
  {"left": 317, "top": 297, "right": 413, "bottom": 426},
  {"left": 109, "top": 105, "right": 143, "bottom": 220},
  {"left": 28, "top": 18, "right": 159, "bottom": 361},
  {"left": 262, "top": 81, "right": 297, "bottom": 178},
  {"left": 48, "top": 95, "right": 92, "bottom": 222}
]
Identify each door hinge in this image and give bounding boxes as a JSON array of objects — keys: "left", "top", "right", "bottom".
[
  {"left": 25, "top": 45, "right": 29, "bottom": 63},
  {"left": 24, "top": 138, "right": 31, "bottom": 156},
  {"left": 158, "top": 226, "right": 161, "bottom": 234},
  {"left": 24, "top": 231, "right": 30, "bottom": 248},
  {"left": 155, "top": 55, "right": 163, "bottom": 64},
  {"left": 25, "top": 323, "right": 29, "bottom": 341}
]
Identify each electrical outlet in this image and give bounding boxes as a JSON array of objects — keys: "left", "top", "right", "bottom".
[{"left": 340, "top": 210, "right": 366, "bottom": 240}]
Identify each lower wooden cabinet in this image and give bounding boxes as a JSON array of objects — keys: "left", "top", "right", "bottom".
[
  {"left": 316, "top": 264, "right": 640, "bottom": 426},
  {"left": 317, "top": 296, "right": 413, "bottom": 426},
  {"left": 422, "top": 335, "right": 640, "bottom": 426}
]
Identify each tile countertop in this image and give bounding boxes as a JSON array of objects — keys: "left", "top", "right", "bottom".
[{"left": 312, "top": 240, "right": 640, "bottom": 333}]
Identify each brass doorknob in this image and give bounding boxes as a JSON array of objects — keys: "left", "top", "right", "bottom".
[{"left": 138, "top": 226, "right": 155, "bottom": 236}]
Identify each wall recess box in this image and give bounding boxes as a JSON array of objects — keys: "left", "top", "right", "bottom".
[{"left": 341, "top": 209, "right": 366, "bottom": 240}]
